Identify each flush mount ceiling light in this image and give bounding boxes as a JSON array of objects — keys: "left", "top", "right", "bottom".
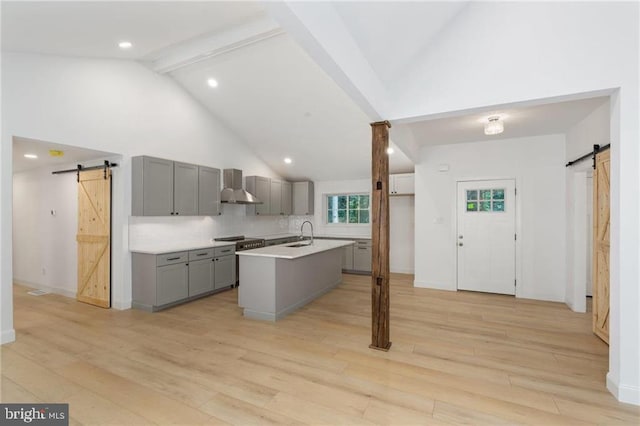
[
  {"left": 207, "top": 78, "right": 219, "bottom": 88},
  {"left": 284, "top": 157, "right": 292, "bottom": 164},
  {"left": 118, "top": 41, "right": 133, "bottom": 49},
  {"left": 23, "top": 154, "right": 38, "bottom": 159},
  {"left": 386, "top": 147, "right": 395, "bottom": 155},
  {"left": 484, "top": 116, "right": 504, "bottom": 135}
]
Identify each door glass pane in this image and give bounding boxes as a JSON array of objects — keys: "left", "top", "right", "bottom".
[
  {"left": 359, "top": 195, "right": 370, "bottom": 209},
  {"left": 338, "top": 209, "right": 347, "bottom": 223},
  {"left": 348, "top": 209, "right": 358, "bottom": 223},
  {"left": 466, "top": 201, "right": 477, "bottom": 212},
  {"left": 492, "top": 189, "right": 505, "bottom": 200},
  {"left": 480, "top": 190, "right": 492, "bottom": 200},
  {"left": 479, "top": 201, "right": 491, "bottom": 212},
  {"left": 466, "top": 190, "right": 478, "bottom": 201},
  {"left": 492, "top": 201, "right": 505, "bottom": 212}
]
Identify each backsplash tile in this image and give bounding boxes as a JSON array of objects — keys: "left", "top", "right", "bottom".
[{"left": 129, "top": 204, "right": 307, "bottom": 251}]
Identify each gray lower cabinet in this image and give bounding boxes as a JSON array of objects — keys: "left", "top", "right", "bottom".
[
  {"left": 132, "top": 245, "right": 235, "bottom": 311},
  {"left": 188, "top": 248, "right": 217, "bottom": 296},
  {"left": 353, "top": 241, "right": 372, "bottom": 273},
  {"left": 339, "top": 239, "right": 371, "bottom": 274},
  {"left": 214, "top": 254, "right": 234, "bottom": 289},
  {"left": 157, "top": 262, "right": 189, "bottom": 305}
]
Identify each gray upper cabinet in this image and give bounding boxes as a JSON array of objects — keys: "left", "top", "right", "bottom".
[
  {"left": 293, "top": 181, "right": 314, "bottom": 215},
  {"left": 132, "top": 156, "right": 223, "bottom": 217},
  {"left": 133, "top": 156, "right": 174, "bottom": 216},
  {"left": 198, "top": 166, "right": 221, "bottom": 216},
  {"left": 173, "top": 162, "right": 198, "bottom": 216},
  {"left": 245, "top": 177, "right": 309, "bottom": 216},
  {"left": 246, "top": 176, "right": 271, "bottom": 216},
  {"left": 281, "top": 181, "right": 292, "bottom": 215},
  {"left": 270, "top": 180, "right": 282, "bottom": 215}
]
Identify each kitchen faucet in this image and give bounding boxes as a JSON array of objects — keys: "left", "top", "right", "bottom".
[{"left": 300, "top": 220, "right": 314, "bottom": 245}]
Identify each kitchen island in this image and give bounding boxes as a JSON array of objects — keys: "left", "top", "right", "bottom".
[{"left": 237, "top": 239, "right": 354, "bottom": 320}]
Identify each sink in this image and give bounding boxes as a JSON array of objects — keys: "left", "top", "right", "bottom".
[{"left": 286, "top": 243, "right": 312, "bottom": 248}]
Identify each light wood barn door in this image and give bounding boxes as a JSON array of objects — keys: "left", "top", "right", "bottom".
[
  {"left": 592, "top": 149, "right": 610, "bottom": 344},
  {"left": 77, "top": 168, "right": 111, "bottom": 308}
]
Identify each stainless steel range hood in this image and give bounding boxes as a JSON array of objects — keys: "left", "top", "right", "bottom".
[{"left": 220, "top": 169, "right": 262, "bottom": 204}]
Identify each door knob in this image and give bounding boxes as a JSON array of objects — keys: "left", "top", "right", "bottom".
[{"left": 458, "top": 242, "right": 463, "bottom": 247}]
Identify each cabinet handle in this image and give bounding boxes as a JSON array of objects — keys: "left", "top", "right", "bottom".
[
  {"left": 176, "top": 212, "right": 179, "bottom": 215},
  {"left": 196, "top": 253, "right": 207, "bottom": 257},
  {"left": 167, "top": 257, "right": 180, "bottom": 260},
  {"left": 170, "top": 212, "right": 174, "bottom": 215},
  {"left": 221, "top": 249, "right": 231, "bottom": 253}
]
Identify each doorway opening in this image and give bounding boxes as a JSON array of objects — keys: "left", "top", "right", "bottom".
[{"left": 12, "top": 137, "right": 118, "bottom": 307}]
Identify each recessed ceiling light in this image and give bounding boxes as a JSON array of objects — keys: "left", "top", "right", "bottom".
[
  {"left": 386, "top": 147, "right": 395, "bottom": 155},
  {"left": 284, "top": 157, "right": 292, "bottom": 164},
  {"left": 118, "top": 41, "right": 133, "bottom": 49},
  {"left": 207, "top": 78, "right": 219, "bottom": 88},
  {"left": 24, "top": 154, "right": 38, "bottom": 159}
]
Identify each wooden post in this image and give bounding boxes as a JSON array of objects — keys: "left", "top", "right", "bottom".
[{"left": 370, "top": 120, "right": 392, "bottom": 351}]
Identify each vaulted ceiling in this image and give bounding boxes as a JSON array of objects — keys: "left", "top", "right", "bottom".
[{"left": 2, "top": 1, "right": 608, "bottom": 180}]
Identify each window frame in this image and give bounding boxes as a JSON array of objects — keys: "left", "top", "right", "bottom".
[{"left": 324, "top": 192, "right": 371, "bottom": 226}]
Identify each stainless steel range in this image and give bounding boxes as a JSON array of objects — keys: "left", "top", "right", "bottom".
[{"left": 214, "top": 236, "right": 265, "bottom": 285}]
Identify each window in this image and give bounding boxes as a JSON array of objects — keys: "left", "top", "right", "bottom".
[
  {"left": 466, "top": 188, "right": 506, "bottom": 212},
  {"left": 327, "top": 194, "right": 370, "bottom": 224}
]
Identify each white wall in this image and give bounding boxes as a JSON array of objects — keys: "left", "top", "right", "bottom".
[
  {"left": 565, "top": 101, "right": 610, "bottom": 312},
  {"left": 415, "top": 134, "right": 566, "bottom": 302},
  {"left": 392, "top": 2, "right": 639, "bottom": 404},
  {"left": 13, "top": 167, "right": 78, "bottom": 296},
  {"left": 311, "top": 179, "right": 371, "bottom": 238},
  {"left": 1, "top": 52, "right": 283, "bottom": 342},
  {"left": 306, "top": 178, "right": 415, "bottom": 274},
  {"left": 390, "top": 196, "right": 414, "bottom": 274}
]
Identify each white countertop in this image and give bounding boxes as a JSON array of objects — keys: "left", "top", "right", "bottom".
[
  {"left": 252, "top": 233, "right": 298, "bottom": 241},
  {"left": 130, "top": 240, "right": 235, "bottom": 255},
  {"left": 237, "top": 239, "right": 354, "bottom": 259},
  {"left": 315, "top": 234, "right": 371, "bottom": 240}
]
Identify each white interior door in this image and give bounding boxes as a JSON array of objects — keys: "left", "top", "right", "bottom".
[{"left": 457, "top": 179, "right": 516, "bottom": 295}]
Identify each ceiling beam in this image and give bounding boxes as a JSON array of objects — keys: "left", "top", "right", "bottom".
[
  {"left": 145, "top": 15, "right": 285, "bottom": 74},
  {"left": 264, "top": 2, "right": 390, "bottom": 121}
]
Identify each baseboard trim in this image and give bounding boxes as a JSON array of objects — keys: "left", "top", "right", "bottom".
[
  {"left": 413, "top": 280, "right": 455, "bottom": 291},
  {"left": 112, "top": 300, "right": 132, "bottom": 310},
  {"left": 1, "top": 329, "right": 16, "bottom": 345},
  {"left": 607, "top": 373, "right": 640, "bottom": 406},
  {"left": 390, "top": 268, "right": 415, "bottom": 274},
  {"left": 13, "top": 280, "right": 76, "bottom": 298}
]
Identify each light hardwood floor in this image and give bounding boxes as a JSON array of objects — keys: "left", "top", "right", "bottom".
[{"left": 2, "top": 274, "right": 638, "bottom": 425}]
